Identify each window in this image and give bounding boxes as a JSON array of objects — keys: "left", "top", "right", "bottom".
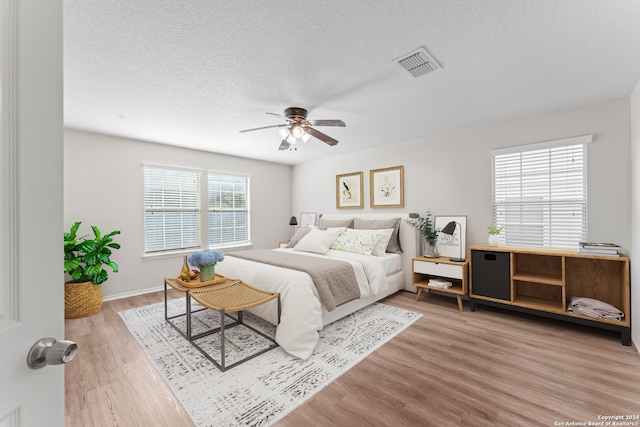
[
  {"left": 143, "top": 166, "right": 251, "bottom": 254},
  {"left": 144, "top": 166, "right": 201, "bottom": 253},
  {"left": 208, "top": 173, "right": 250, "bottom": 247},
  {"left": 491, "top": 135, "right": 591, "bottom": 249}
]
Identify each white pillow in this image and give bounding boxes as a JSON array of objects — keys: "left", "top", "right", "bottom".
[
  {"left": 371, "top": 228, "right": 395, "bottom": 256},
  {"left": 293, "top": 227, "right": 345, "bottom": 254},
  {"left": 330, "top": 228, "right": 386, "bottom": 256}
]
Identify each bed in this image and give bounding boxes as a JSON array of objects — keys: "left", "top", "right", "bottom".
[{"left": 214, "top": 214, "right": 417, "bottom": 359}]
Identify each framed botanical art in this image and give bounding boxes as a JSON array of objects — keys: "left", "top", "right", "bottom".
[
  {"left": 370, "top": 165, "right": 404, "bottom": 208},
  {"left": 336, "top": 171, "right": 364, "bottom": 209},
  {"left": 299, "top": 212, "right": 317, "bottom": 228},
  {"left": 434, "top": 215, "right": 467, "bottom": 260}
]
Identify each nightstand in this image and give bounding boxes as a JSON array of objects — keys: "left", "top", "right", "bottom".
[{"left": 412, "top": 256, "right": 469, "bottom": 312}]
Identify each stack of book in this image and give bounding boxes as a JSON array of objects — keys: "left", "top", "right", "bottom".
[
  {"left": 577, "top": 242, "right": 621, "bottom": 257},
  {"left": 428, "top": 278, "right": 452, "bottom": 289}
]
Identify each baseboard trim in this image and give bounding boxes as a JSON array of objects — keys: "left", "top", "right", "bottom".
[{"left": 103, "top": 285, "right": 163, "bottom": 302}]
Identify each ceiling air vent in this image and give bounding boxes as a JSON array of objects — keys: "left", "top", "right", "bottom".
[{"left": 394, "top": 47, "right": 441, "bottom": 78}]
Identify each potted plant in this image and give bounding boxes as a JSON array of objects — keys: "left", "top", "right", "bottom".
[
  {"left": 407, "top": 211, "right": 440, "bottom": 257},
  {"left": 64, "top": 222, "right": 121, "bottom": 318},
  {"left": 487, "top": 224, "right": 504, "bottom": 246},
  {"left": 188, "top": 248, "right": 224, "bottom": 282}
]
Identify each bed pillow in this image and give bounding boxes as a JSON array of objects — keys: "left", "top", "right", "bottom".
[
  {"left": 293, "top": 227, "right": 345, "bottom": 254},
  {"left": 353, "top": 217, "right": 403, "bottom": 253},
  {"left": 317, "top": 218, "right": 354, "bottom": 230},
  {"left": 285, "top": 227, "right": 312, "bottom": 248},
  {"left": 330, "top": 228, "right": 385, "bottom": 256},
  {"left": 371, "top": 228, "right": 395, "bottom": 256}
]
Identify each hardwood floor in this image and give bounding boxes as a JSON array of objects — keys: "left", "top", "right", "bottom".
[{"left": 65, "top": 290, "right": 640, "bottom": 427}]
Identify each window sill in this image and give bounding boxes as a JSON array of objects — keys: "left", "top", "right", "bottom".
[{"left": 142, "top": 243, "right": 253, "bottom": 261}]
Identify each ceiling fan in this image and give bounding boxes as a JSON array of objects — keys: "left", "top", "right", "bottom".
[{"left": 240, "top": 107, "right": 346, "bottom": 150}]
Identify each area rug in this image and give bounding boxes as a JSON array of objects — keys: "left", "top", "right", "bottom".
[{"left": 119, "top": 299, "right": 421, "bottom": 427}]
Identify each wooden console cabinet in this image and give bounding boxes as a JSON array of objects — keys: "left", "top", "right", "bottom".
[{"left": 469, "top": 245, "right": 631, "bottom": 345}]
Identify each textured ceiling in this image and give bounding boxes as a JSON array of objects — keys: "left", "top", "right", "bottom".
[{"left": 64, "top": 1, "right": 640, "bottom": 165}]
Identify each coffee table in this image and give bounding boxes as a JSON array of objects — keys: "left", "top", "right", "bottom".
[{"left": 164, "top": 277, "right": 281, "bottom": 371}]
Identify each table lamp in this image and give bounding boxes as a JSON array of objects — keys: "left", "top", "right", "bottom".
[{"left": 289, "top": 215, "right": 298, "bottom": 237}]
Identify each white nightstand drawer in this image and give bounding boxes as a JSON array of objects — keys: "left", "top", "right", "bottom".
[{"left": 413, "top": 260, "right": 463, "bottom": 279}]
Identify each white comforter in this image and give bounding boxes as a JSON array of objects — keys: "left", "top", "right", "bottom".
[{"left": 214, "top": 248, "right": 393, "bottom": 359}]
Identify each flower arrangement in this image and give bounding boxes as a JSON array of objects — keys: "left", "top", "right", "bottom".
[
  {"left": 487, "top": 224, "right": 504, "bottom": 235},
  {"left": 407, "top": 211, "right": 439, "bottom": 246},
  {"left": 188, "top": 248, "right": 224, "bottom": 268}
]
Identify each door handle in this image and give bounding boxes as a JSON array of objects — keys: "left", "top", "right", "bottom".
[{"left": 26, "top": 337, "right": 78, "bottom": 369}]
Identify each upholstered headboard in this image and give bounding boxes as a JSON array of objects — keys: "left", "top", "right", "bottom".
[{"left": 318, "top": 213, "right": 417, "bottom": 291}]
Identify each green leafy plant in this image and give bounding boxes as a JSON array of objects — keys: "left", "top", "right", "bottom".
[
  {"left": 487, "top": 224, "right": 504, "bottom": 235},
  {"left": 64, "top": 222, "right": 121, "bottom": 285},
  {"left": 407, "top": 211, "right": 440, "bottom": 246}
]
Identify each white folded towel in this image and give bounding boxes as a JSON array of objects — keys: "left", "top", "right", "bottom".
[{"left": 568, "top": 296, "right": 624, "bottom": 320}]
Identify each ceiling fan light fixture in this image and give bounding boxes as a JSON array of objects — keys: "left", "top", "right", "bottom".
[{"left": 291, "top": 125, "right": 305, "bottom": 139}]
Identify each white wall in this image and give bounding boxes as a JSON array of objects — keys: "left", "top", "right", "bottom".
[
  {"left": 293, "top": 97, "right": 631, "bottom": 250},
  {"left": 630, "top": 79, "right": 640, "bottom": 350},
  {"left": 64, "top": 130, "right": 292, "bottom": 299}
]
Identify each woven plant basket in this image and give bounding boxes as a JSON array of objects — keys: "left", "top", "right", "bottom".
[{"left": 65, "top": 281, "right": 103, "bottom": 319}]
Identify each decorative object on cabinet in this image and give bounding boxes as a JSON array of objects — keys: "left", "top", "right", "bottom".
[
  {"left": 435, "top": 215, "right": 466, "bottom": 260},
  {"left": 336, "top": 171, "right": 364, "bottom": 208},
  {"left": 487, "top": 224, "right": 504, "bottom": 246},
  {"left": 407, "top": 211, "right": 439, "bottom": 257},
  {"left": 412, "top": 256, "right": 469, "bottom": 312},
  {"left": 469, "top": 244, "right": 631, "bottom": 345},
  {"left": 370, "top": 165, "right": 404, "bottom": 208},
  {"left": 299, "top": 212, "right": 317, "bottom": 228},
  {"left": 577, "top": 241, "right": 621, "bottom": 256}
]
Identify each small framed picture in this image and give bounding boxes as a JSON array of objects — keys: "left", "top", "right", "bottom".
[
  {"left": 435, "top": 215, "right": 467, "bottom": 260},
  {"left": 336, "top": 171, "right": 364, "bottom": 209},
  {"left": 370, "top": 165, "right": 404, "bottom": 208},
  {"left": 300, "top": 212, "right": 317, "bottom": 228}
]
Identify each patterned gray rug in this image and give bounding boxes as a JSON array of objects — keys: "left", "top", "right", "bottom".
[{"left": 119, "top": 299, "right": 421, "bottom": 427}]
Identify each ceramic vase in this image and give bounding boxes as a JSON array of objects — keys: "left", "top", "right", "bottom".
[
  {"left": 199, "top": 264, "right": 216, "bottom": 282},
  {"left": 488, "top": 234, "right": 500, "bottom": 246}
]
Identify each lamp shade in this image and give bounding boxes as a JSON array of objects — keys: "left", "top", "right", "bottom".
[
  {"left": 289, "top": 216, "right": 298, "bottom": 226},
  {"left": 441, "top": 221, "right": 457, "bottom": 235}
]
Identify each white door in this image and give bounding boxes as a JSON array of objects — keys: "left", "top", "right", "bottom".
[{"left": 0, "top": 1, "right": 66, "bottom": 426}]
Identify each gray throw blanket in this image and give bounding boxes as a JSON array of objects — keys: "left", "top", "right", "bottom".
[
  {"left": 226, "top": 249, "right": 360, "bottom": 312},
  {"left": 568, "top": 296, "right": 624, "bottom": 320}
]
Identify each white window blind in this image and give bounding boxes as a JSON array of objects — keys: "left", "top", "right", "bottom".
[
  {"left": 492, "top": 136, "right": 590, "bottom": 249},
  {"left": 208, "top": 173, "right": 250, "bottom": 247},
  {"left": 144, "top": 166, "right": 200, "bottom": 252}
]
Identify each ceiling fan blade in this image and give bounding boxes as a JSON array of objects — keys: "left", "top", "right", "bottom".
[
  {"left": 278, "top": 139, "right": 291, "bottom": 150},
  {"left": 239, "top": 124, "right": 287, "bottom": 133},
  {"left": 265, "top": 112, "right": 292, "bottom": 122},
  {"left": 307, "top": 119, "right": 346, "bottom": 127},
  {"left": 306, "top": 126, "right": 338, "bottom": 146}
]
